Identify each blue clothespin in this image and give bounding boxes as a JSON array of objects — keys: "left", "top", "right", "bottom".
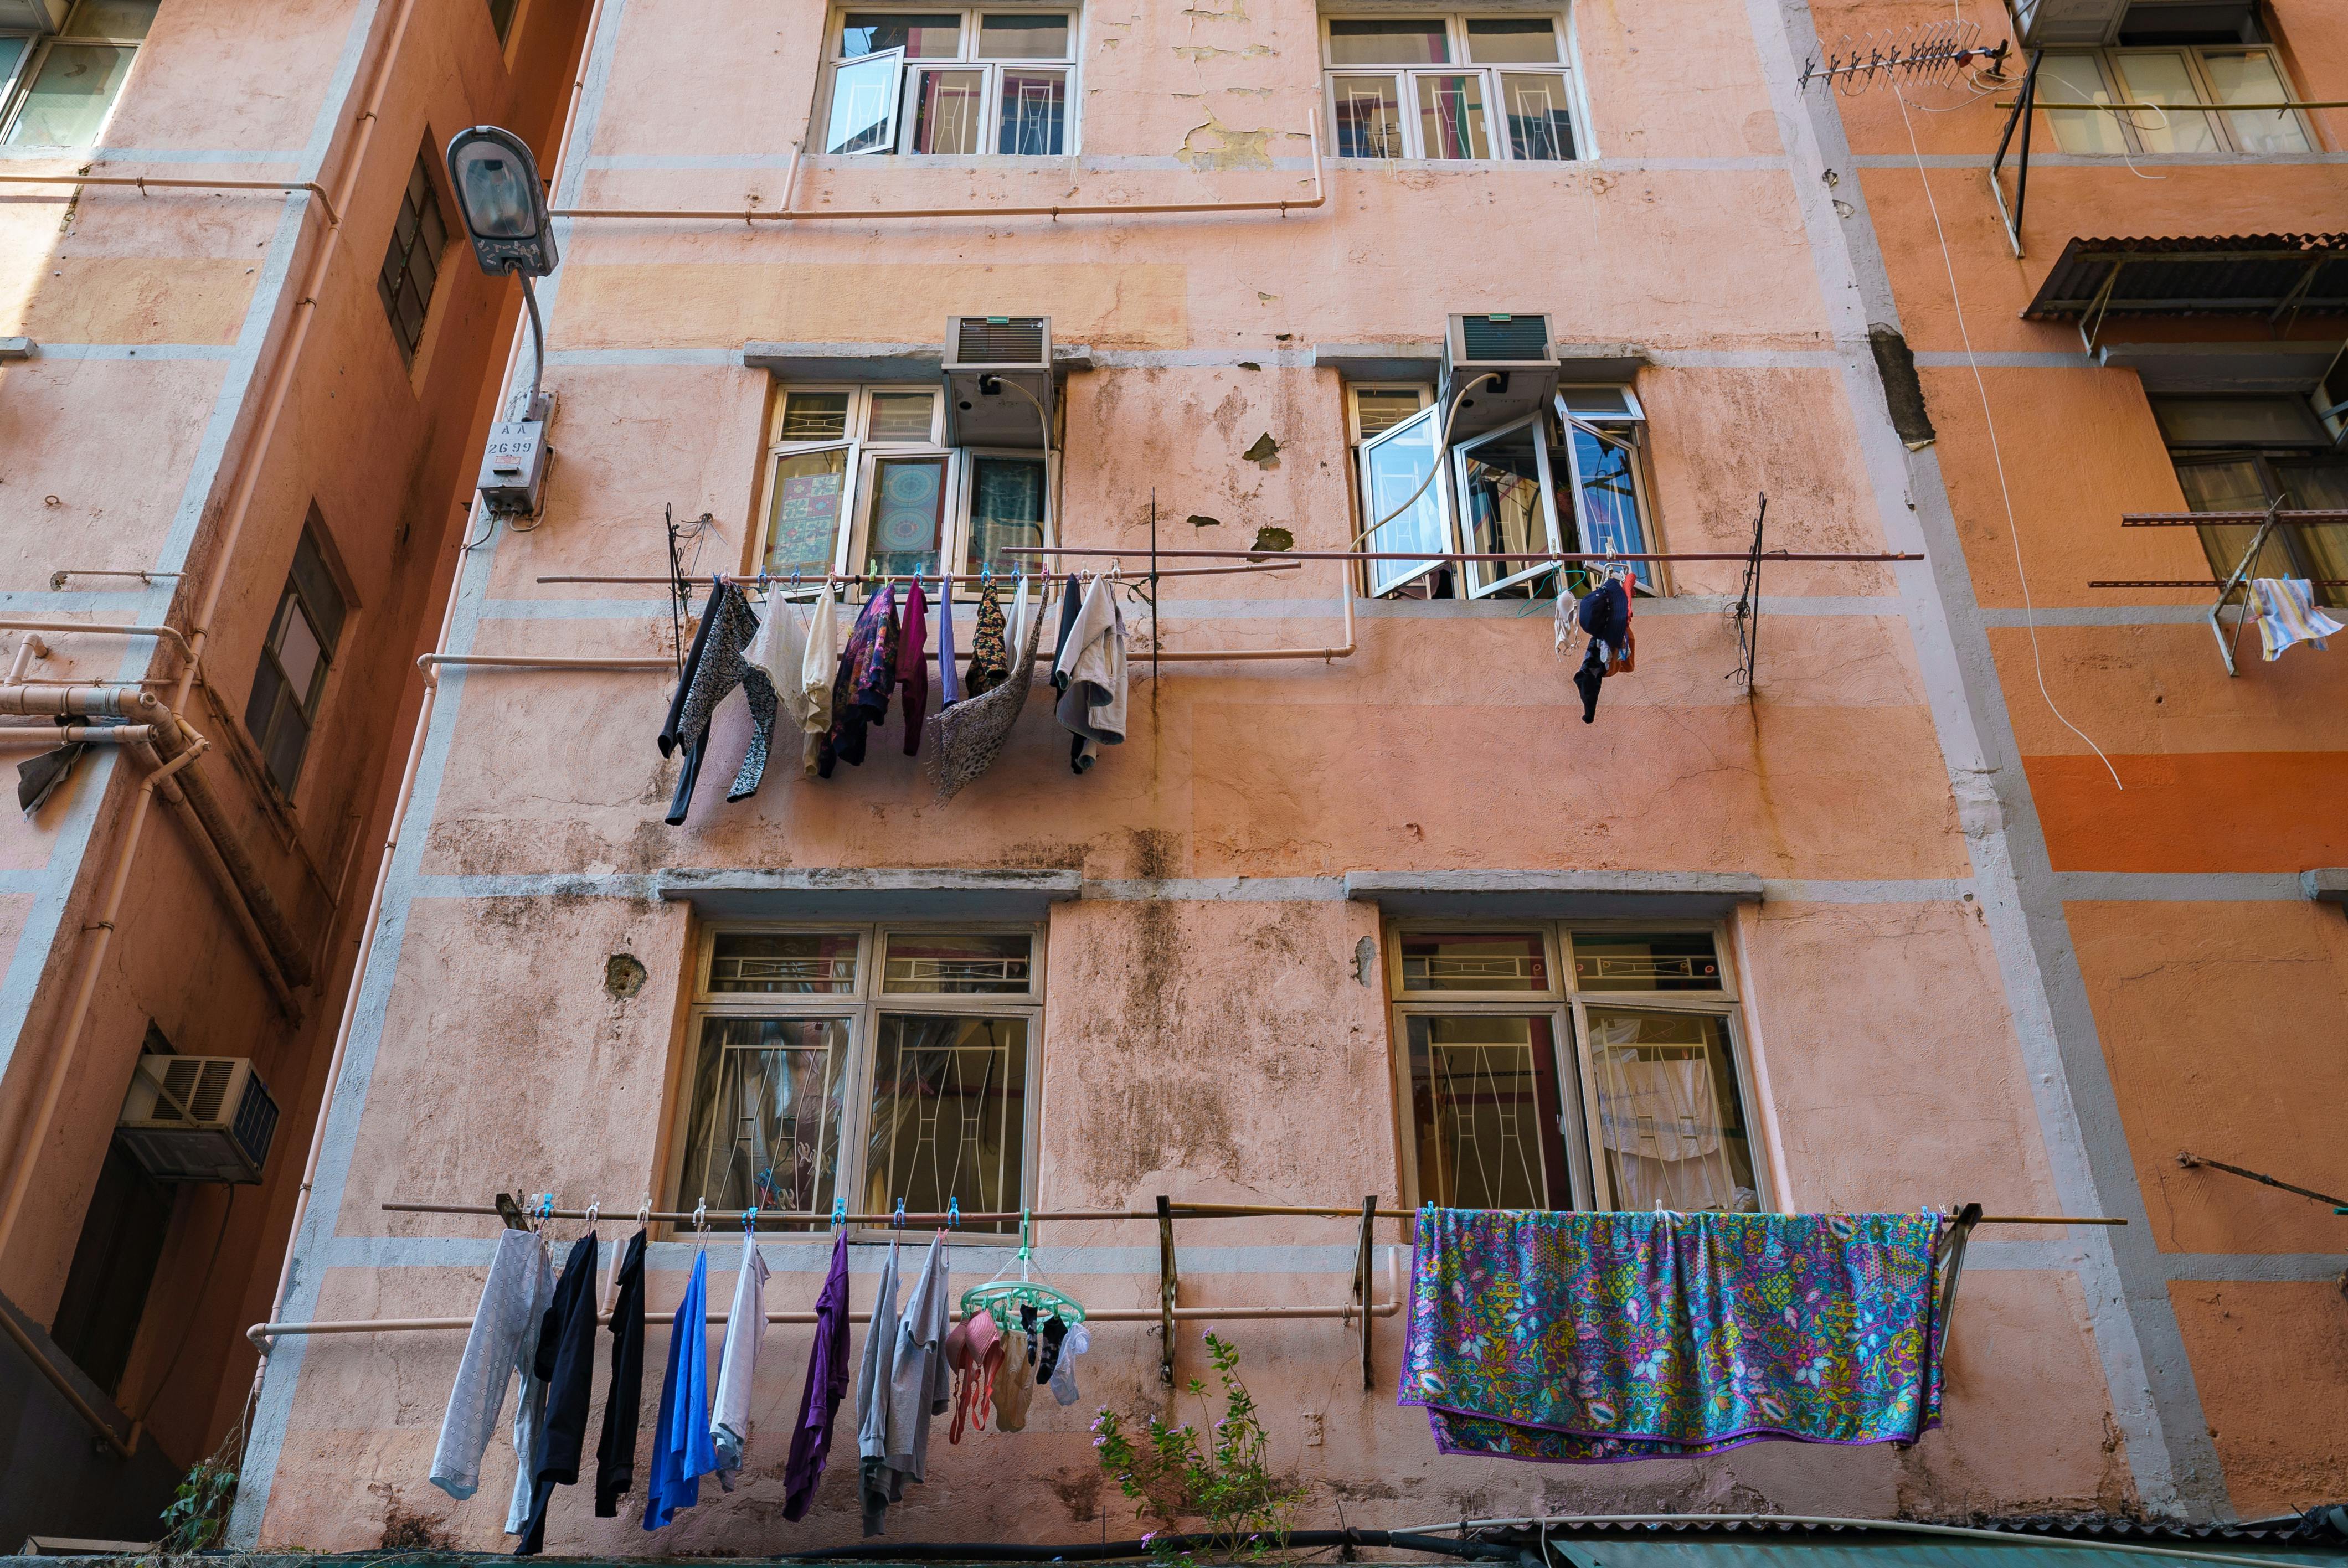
[
  {"left": 893, "top": 1199, "right": 907, "bottom": 1230},
  {"left": 744, "top": 1205, "right": 759, "bottom": 1233},
  {"left": 534, "top": 1192, "right": 555, "bottom": 1226},
  {"left": 831, "top": 1197, "right": 847, "bottom": 1231},
  {"left": 947, "top": 1197, "right": 960, "bottom": 1230}
]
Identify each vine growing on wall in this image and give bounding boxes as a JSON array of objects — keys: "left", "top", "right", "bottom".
[{"left": 1092, "top": 1331, "right": 1302, "bottom": 1564}]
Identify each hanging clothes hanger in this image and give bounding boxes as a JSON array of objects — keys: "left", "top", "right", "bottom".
[{"left": 959, "top": 1208, "right": 1086, "bottom": 1325}]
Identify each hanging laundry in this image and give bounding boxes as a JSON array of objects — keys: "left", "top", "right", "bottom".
[
  {"left": 1034, "top": 1314, "right": 1067, "bottom": 1385},
  {"left": 642, "top": 1250, "right": 717, "bottom": 1530},
  {"left": 1005, "top": 572, "right": 1033, "bottom": 680},
  {"left": 887, "top": 1232, "right": 952, "bottom": 1492},
  {"left": 820, "top": 586, "right": 900, "bottom": 776},
  {"left": 708, "top": 1232, "right": 770, "bottom": 1490},
  {"left": 936, "top": 579, "right": 962, "bottom": 705},
  {"left": 964, "top": 581, "right": 1010, "bottom": 698},
  {"left": 2251, "top": 577, "right": 2342, "bottom": 661},
  {"left": 800, "top": 584, "right": 840, "bottom": 777},
  {"left": 658, "top": 582, "right": 777, "bottom": 823},
  {"left": 781, "top": 1231, "right": 852, "bottom": 1520},
  {"left": 748, "top": 590, "right": 812, "bottom": 778},
  {"left": 430, "top": 1229, "right": 554, "bottom": 1517},
  {"left": 945, "top": 1306, "right": 1002, "bottom": 1444},
  {"left": 516, "top": 1233, "right": 600, "bottom": 1555},
  {"left": 923, "top": 595, "right": 1046, "bottom": 803},
  {"left": 1046, "top": 1320, "right": 1089, "bottom": 1408},
  {"left": 1399, "top": 1209, "right": 1945, "bottom": 1462},
  {"left": 1053, "top": 575, "right": 1128, "bottom": 773},
  {"left": 856, "top": 1239, "right": 904, "bottom": 1535},
  {"left": 1049, "top": 572, "right": 1082, "bottom": 690},
  {"left": 899, "top": 577, "right": 930, "bottom": 756},
  {"left": 1571, "top": 576, "right": 1632, "bottom": 725},
  {"left": 992, "top": 1329, "right": 1037, "bottom": 1432},
  {"left": 17, "top": 734, "right": 87, "bottom": 814},
  {"left": 594, "top": 1229, "right": 647, "bottom": 1517}
]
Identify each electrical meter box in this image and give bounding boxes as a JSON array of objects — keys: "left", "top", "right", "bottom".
[{"left": 477, "top": 400, "right": 552, "bottom": 517}]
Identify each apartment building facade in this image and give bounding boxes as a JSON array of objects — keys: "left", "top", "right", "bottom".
[
  {"left": 198, "top": 0, "right": 2346, "bottom": 1553},
  {"left": 0, "top": 0, "right": 589, "bottom": 1544}
]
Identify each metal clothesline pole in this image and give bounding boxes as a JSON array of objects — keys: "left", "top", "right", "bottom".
[
  {"left": 1006, "top": 546, "right": 1923, "bottom": 565},
  {"left": 531, "top": 560, "right": 1300, "bottom": 589},
  {"left": 375, "top": 1199, "right": 2120, "bottom": 1227}
]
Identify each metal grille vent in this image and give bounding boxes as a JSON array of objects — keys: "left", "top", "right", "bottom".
[
  {"left": 1460, "top": 314, "right": 1551, "bottom": 361},
  {"left": 956, "top": 317, "right": 1046, "bottom": 363},
  {"left": 232, "top": 1071, "right": 280, "bottom": 1169},
  {"left": 153, "top": 1059, "right": 235, "bottom": 1122}
]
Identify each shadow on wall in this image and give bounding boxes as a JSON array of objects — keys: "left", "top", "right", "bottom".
[{"left": 0, "top": 1294, "right": 182, "bottom": 1548}]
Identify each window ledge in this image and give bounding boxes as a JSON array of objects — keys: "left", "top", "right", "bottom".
[
  {"left": 1329, "top": 156, "right": 1590, "bottom": 171},
  {"left": 2302, "top": 869, "right": 2348, "bottom": 910},
  {"left": 1345, "top": 870, "right": 1765, "bottom": 920},
  {"left": 658, "top": 866, "right": 1082, "bottom": 920}
]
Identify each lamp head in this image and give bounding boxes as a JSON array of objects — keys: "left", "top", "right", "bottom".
[{"left": 446, "top": 126, "right": 558, "bottom": 277}]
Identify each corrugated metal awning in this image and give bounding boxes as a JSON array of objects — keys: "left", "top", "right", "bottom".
[{"left": 2022, "top": 234, "right": 2348, "bottom": 320}]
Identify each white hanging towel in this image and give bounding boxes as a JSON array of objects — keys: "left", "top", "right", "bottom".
[
  {"left": 1048, "top": 1321, "right": 1090, "bottom": 1407},
  {"left": 2251, "top": 577, "right": 2342, "bottom": 661},
  {"left": 429, "top": 1229, "right": 554, "bottom": 1514},
  {"left": 801, "top": 584, "right": 840, "bottom": 776},
  {"left": 708, "top": 1232, "right": 771, "bottom": 1489},
  {"left": 886, "top": 1232, "right": 951, "bottom": 1487}
]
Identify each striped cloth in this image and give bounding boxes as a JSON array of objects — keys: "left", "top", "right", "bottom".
[{"left": 2251, "top": 578, "right": 2344, "bottom": 662}]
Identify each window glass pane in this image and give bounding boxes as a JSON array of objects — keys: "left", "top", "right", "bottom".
[
  {"left": 2154, "top": 396, "right": 2324, "bottom": 447},
  {"left": 2112, "top": 51, "right": 2220, "bottom": 153},
  {"left": 1331, "top": 74, "right": 1405, "bottom": 158},
  {"left": 2176, "top": 458, "right": 2297, "bottom": 586},
  {"left": 2199, "top": 49, "right": 2308, "bottom": 153},
  {"left": 243, "top": 654, "right": 285, "bottom": 752},
  {"left": 3, "top": 43, "right": 136, "bottom": 146},
  {"left": 979, "top": 13, "right": 1070, "bottom": 57},
  {"left": 1399, "top": 931, "right": 1548, "bottom": 992},
  {"left": 997, "top": 68, "right": 1067, "bottom": 154},
  {"left": 968, "top": 456, "right": 1048, "bottom": 577},
  {"left": 1499, "top": 73, "right": 1573, "bottom": 159},
  {"left": 883, "top": 931, "right": 1033, "bottom": 993},
  {"left": 867, "top": 390, "right": 936, "bottom": 441},
  {"left": 2039, "top": 53, "right": 2129, "bottom": 155},
  {"left": 1466, "top": 17, "right": 1558, "bottom": 63},
  {"left": 263, "top": 702, "right": 310, "bottom": 794},
  {"left": 1563, "top": 425, "right": 1651, "bottom": 590},
  {"left": 1459, "top": 422, "right": 1552, "bottom": 594},
  {"left": 291, "top": 532, "right": 346, "bottom": 653},
  {"left": 1559, "top": 385, "right": 1634, "bottom": 417},
  {"left": 842, "top": 13, "right": 961, "bottom": 57},
  {"left": 865, "top": 455, "right": 949, "bottom": 577},
  {"left": 487, "top": 0, "right": 521, "bottom": 43},
  {"left": 676, "top": 1017, "right": 850, "bottom": 1228},
  {"left": 1355, "top": 388, "right": 1425, "bottom": 439},
  {"left": 275, "top": 601, "right": 327, "bottom": 710},
  {"left": 1416, "top": 73, "right": 1491, "bottom": 159},
  {"left": 63, "top": 0, "right": 157, "bottom": 38},
  {"left": 1588, "top": 1010, "right": 1757, "bottom": 1213},
  {"left": 709, "top": 931, "right": 859, "bottom": 994},
  {"left": 781, "top": 391, "right": 853, "bottom": 441},
  {"left": 0, "top": 38, "right": 27, "bottom": 89},
  {"left": 1361, "top": 405, "right": 1449, "bottom": 596},
  {"left": 826, "top": 51, "right": 903, "bottom": 153},
  {"left": 1571, "top": 931, "right": 1722, "bottom": 992},
  {"left": 910, "top": 67, "right": 985, "bottom": 153},
  {"left": 1405, "top": 1015, "right": 1571, "bottom": 1209},
  {"left": 2272, "top": 458, "right": 2348, "bottom": 608},
  {"left": 1329, "top": 18, "right": 1448, "bottom": 64},
  {"left": 866, "top": 1014, "right": 1027, "bottom": 1231},
  {"left": 765, "top": 448, "right": 853, "bottom": 578}
]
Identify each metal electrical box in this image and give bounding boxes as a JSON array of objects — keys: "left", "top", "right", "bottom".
[
  {"left": 943, "top": 316, "right": 1054, "bottom": 449},
  {"left": 1440, "top": 312, "right": 1560, "bottom": 439},
  {"left": 477, "top": 393, "right": 553, "bottom": 517}
]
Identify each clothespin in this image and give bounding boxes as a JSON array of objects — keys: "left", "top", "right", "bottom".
[
  {"left": 947, "top": 1196, "right": 960, "bottom": 1230},
  {"left": 790, "top": 568, "right": 802, "bottom": 592},
  {"left": 893, "top": 1198, "right": 907, "bottom": 1230},
  {"left": 585, "top": 1196, "right": 600, "bottom": 1230},
  {"left": 831, "top": 1196, "right": 847, "bottom": 1231},
  {"left": 534, "top": 1192, "right": 555, "bottom": 1228},
  {"left": 980, "top": 563, "right": 993, "bottom": 586},
  {"left": 692, "top": 1197, "right": 708, "bottom": 1236},
  {"left": 743, "top": 1204, "right": 759, "bottom": 1234},
  {"left": 636, "top": 1194, "right": 651, "bottom": 1227}
]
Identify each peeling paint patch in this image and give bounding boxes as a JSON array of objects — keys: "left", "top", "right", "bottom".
[
  {"left": 1182, "top": 0, "right": 1248, "bottom": 18},
  {"left": 1177, "top": 112, "right": 1274, "bottom": 171},
  {"left": 1172, "top": 43, "right": 1273, "bottom": 61},
  {"left": 1243, "top": 432, "right": 1280, "bottom": 468}
]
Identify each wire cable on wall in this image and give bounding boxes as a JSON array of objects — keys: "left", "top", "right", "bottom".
[{"left": 1894, "top": 85, "right": 2124, "bottom": 791}]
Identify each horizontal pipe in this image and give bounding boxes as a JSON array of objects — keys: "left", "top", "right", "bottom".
[
  {"left": 0, "top": 723, "right": 153, "bottom": 745},
  {"left": 533, "top": 560, "right": 1301, "bottom": 588},
  {"left": 0, "top": 618, "right": 193, "bottom": 657},
  {"left": 47, "top": 569, "right": 183, "bottom": 590},
  {"left": 1995, "top": 97, "right": 2348, "bottom": 112},
  {"left": 378, "top": 1200, "right": 2115, "bottom": 1227},
  {"left": 786, "top": 1528, "right": 1515, "bottom": 1565},
  {"left": 1010, "top": 546, "right": 1922, "bottom": 564},
  {"left": 2092, "top": 578, "right": 2348, "bottom": 588},
  {"left": 0, "top": 683, "right": 160, "bottom": 718},
  {"left": 0, "top": 171, "right": 341, "bottom": 227},
  {"left": 1399, "top": 1515, "right": 2315, "bottom": 1568},
  {"left": 417, "top": 652, "right": 675, "bottom": 677},
  {"left": 2122, "top": 510, "right": 2348, "bottom": 527}
]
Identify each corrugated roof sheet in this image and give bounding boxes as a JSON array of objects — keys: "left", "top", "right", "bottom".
[{"left": 2022, "top": 234, "right": 2348, "bottom": 320}]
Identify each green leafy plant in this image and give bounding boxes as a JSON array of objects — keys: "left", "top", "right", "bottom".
[
  {"left": 1093, "top": 1332, "right": 1302, "bottom": 1564},
  {"left": 159, "top": 1452, "right": 238, "bottom": 1553}
]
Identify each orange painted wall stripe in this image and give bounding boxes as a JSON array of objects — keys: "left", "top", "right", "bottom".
[{"left": 2025, "top": 752, "right": 2348, "bottom": 874}]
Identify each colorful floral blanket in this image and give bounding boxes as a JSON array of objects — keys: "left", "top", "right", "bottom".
[{"left": 1400, "top": 1209, "right": 1945, "bottom": 1462}]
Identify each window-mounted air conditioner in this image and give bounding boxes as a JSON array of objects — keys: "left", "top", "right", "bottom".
[
  {"left": 1441, "top": 312, "right": 1560, "bottom": 439},
  {"left": 2009, "top": 0, "right": 2253, "bottom": 48},
  {"left": 943, "top": 316, "right": 1054, "bottom": 450},
  {"left": 0, "top": 1, "right": 69, "bottom": 32},
  {"left": 115, "top": 1054, "right": 280, "bottom": 1184}
]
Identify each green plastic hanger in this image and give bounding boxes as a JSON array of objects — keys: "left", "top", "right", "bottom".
[{"left": 958, "top": 1208, "right": 1086, "bottom": 1325}]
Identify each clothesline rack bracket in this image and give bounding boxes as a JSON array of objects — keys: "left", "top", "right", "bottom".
[
  {"left": 1156, "top": 1194, "right": 1178, "bottom": 1386},
  {"left": 2094, "top": 498, "right": 2337, "bottom": 676},
  {"left": 1728, "top": 493, "right": 1768, "bottom": 700}
]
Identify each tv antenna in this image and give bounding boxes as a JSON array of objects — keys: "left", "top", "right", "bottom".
[{"left": 1800, "top": 20, "right": 2008, "bottom": 93}]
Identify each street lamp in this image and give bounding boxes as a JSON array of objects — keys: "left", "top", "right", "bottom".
[{"left": 445, "top": 127, "right": 559, "bottom": 519}]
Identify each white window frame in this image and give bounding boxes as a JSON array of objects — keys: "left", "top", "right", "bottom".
[
  {"left": 0, "top": 2, "right": 152, "bottom": 148},
  {"left": 819, "top": 7, "right": 1082, "bottom": 158},
  {"left": 1320, "top": 11, "right": 1590, "bottom": 163},
  {"left": 666, "top": 921, "right": 1046, "bottom": 1242},
  {"left": 756, "top": 384, "right": 1059, "bottom": 590},
  {"left": 2039, "top": 44, "right": 2314, "bottom": 157},
  {"left": 1385, "top": 919, "right": 1765, "bottom": 1214}
]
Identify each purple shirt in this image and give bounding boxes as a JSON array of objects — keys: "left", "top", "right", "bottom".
[{"left": 781, "top": 1231, "right": 852, "bottom": 1519}]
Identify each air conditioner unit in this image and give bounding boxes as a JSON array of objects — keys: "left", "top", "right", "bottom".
[
  {"left": 115, "top": 1054, "right": 279, "bottom": 1184},
  {"left": 2009, "top": 0, "right": 2252, "bottom": 47},
  {"left": 0, "top": 0, "right": 69, "bottom": 32},
  {"left": 1440, "top": 313, "right": 1559, "bottom": 439},
  {"left": 943, "top": 316, "right": 1054, "bottom": 449}
]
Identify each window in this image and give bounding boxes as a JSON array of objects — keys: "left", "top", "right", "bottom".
[
  {"left": 0, "top": 0, "right": 159, "bottom": 148},
  {"left": 1322, "top": 13, "right": 1582, "bottom": 162},
  {"left": 670, "top": 925, "right": 1041, "bottom": 1234},
  {"left": 1350, "top": 383, "right": 1654, "bottom": 599},
  {"left": 52, "top": 1024, "right": 180, "bottom": 1395},
  {"left": 2040, "top": 46, "right": 2311, "bottom": 156},
  {"left": 378, "top": 151, "right": 452, "bottom": 367},
  {"left": 1388, "top": 925, "right": 1762, "bottom": 1213},
  {"left": 2159, "top": 395, "right": 2348, "bottom": 607},
  {"left": 487, "top": 0, "right": 522, "bottom": 44},
  {"left": 244, "top": 522, "right": 347, "bottom": 796},
  {"left": 820, "top": 9, "right": 1075, "bottom": 157},
  {"left": 758, "top": 384, "right": 1054, "bottom": 585}
]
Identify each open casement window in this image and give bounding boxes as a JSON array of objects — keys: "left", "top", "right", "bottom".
[
  {"left": 1556, "top": 386, "right": 1655, "bottom": 591},
  {"left": 822, "top": 10, "right": 1077, "bottom": 158},
  {"left": 0, "top": 0, "right": 158, "bottom": 148},
  {"left": 2040, "top": 46, "right": 2311, "bottom": 156},
  {"left": 1322, "top": 12, "right": 1583, "bottom": 163},
  {"left": 1387, "top": 924, "right": 1763, "bottom": 1213},
  {"left": 1454, "top": 415, "right": 1562, "bottom": 595},
  {"left": 1359, "top": 403, "right": 1454, "bottom": 598},
  {"left": 2160, "top": 395, "right": 2348, "bottom": 608},
  {"left": 670, "top": 925, "right": 1042, "bottom": 1237},
  {"left": 757, "top": 384, "right": 1057, "bottom": 590}
]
